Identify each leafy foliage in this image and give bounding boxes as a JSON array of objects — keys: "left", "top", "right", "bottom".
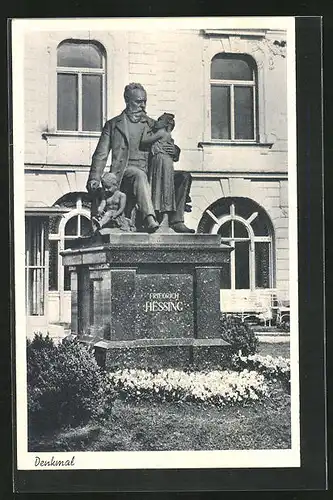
[
  {"left": 27, "top": 334, "right": 111, "bottom": 432},
  {"left": 220, "top": 314, "right": 259, "bottom": 357}
]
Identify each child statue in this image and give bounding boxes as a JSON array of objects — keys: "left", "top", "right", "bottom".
[
  {"left": 142, "top": 113, "right": 177, "bottom": 231},
  {"left": 91, "top": 172, "right": 135, "bottom": 232}
]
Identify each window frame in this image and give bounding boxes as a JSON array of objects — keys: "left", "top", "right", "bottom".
[
  {"left": 56, "top": 40, "right": 106, "bottom": 134},
  {"left": 205, "top": 202, "right": 273, "bottom": 290},
  {"left": 48, "top": 196, "right": 91, "bottom": 293},
  {"left": 210, "top": 54, "right": 258, "bottom": 143},
  {"left": 25, "top": 218, "right": 48, "bottom": 316}
]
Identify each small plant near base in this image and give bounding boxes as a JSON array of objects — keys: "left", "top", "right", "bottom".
[
  {"left": 219, "top": 314, "right": 259, "bottom": 360},
  {"left": 27, "top": 334, "right": 112, "bottom": 432},
  {"left": 280, "top": 320, "right": 290, "bottom": 332}
]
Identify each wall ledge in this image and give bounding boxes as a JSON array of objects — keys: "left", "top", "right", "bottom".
[{"left": 198, "top": 141, "right": 274, "bottom": 150}]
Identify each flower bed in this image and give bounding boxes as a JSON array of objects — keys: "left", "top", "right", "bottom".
[
  {"left": 106, "top": 368, "right": 269, "bottom": 406},
  {"left": 232, "top": 353, "right": 290, "bottom": 390}
]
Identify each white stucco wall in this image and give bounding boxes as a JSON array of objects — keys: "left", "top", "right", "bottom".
[{"left": 24, "top": 27, "right": 290, "bottom": 295}]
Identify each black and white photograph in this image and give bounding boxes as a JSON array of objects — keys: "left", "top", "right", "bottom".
[{"left": 12, "top": 16, "right": 304, "bottom": 478}]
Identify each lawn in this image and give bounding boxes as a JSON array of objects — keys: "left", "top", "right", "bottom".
[
  {"left": 29, "top": 332, "right": 291, "bottom": 452},
  {"left": 258, "top": 342, "right": 290, "bottom": 358},
  {"left": 29, "top": 379, "right": 290, "bottom": 452}
]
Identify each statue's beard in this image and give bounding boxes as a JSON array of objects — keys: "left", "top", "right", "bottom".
[{"left": 126, "top": 108, "right": 146, "bottom": 123}]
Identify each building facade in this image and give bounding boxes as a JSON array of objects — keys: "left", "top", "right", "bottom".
[{"left": 24, "top": 27, "right": 289, "bottom": 336}]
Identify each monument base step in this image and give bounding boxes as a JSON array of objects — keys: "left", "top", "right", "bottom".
[
  {"left": 68, "top": 334, "right": 231, "bottom": 370},
  {"left": 69, "top": 231, "right": 230, "bottom": 248},
  {"left": 76, "top": 336, "right": 231, "bottom": 370},
  {"left": 94, "top": 337, "right": 230, "bottom": 349}
]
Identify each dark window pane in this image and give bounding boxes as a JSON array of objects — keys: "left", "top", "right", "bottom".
[
  {"left": 65, "top": 216, "right": 78, "bottom": 236},
  {"left": 80, "top": 216, "right": 91, "bottom": 237},
  {"left": 82, "top": 74, "right": 102, "bottom": 131},
  {"left": 64, "top": 267, "right": 71, "bottom": 291},
  {"left": 251, "top": 214, "right": 270, "bottom": 236},
  {"left": 234, "top": 86, "right": 254, "bottom": 140},
  {"left": 211, "top": 85, "right": 230, "bottom": 139},
  {"left": 255, "top": 242, "right": 270, "bottom": 288},
  {"left": 220, "top": 261, "right": 231, "bottom": 289},
  {"left": 64, "top": 239, "right": 77, "bottom": 291},
  {"left": 219, "top": 221, "right": 232, "bottom": 237},
  {"left": 211, "top": 55, "right": 253, "bottom": 80},
  {"left": 232, "top": 198, "right": 253, "bottom": 219},
  {"left": 57, "top": 73, "right": 78, "bottom": 130},
  {"left": 58, "top": 42, "right": 103, "bottom": 68},
  {"left": 64, "top": 238, "right": 77, "bottom": 250},
  {"left": 233, "top": 220, "right": 248, "bottom": 238},
  {"left": 235, "top": 241, "right": 250, "bottom": 289},
  {"left": 48, "top": 240, "right": 59, "bottom": 291}
]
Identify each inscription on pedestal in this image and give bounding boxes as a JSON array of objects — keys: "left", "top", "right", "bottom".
[{"left": 136, "top": 274, "right": 194, "bottom": 339}]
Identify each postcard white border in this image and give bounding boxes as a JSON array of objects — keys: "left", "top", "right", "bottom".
[{"left": 12, "top": 16, "right": 299, "bottom": 470}]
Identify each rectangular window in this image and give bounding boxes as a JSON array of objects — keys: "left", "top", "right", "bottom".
[
  {"left": 48, "top": 240, "right": 59, "bottom": 291},
  {"left": 234, "top": 86, "right": 254, "bottom": 140},
  {"left": 57, "top": 73, "right": 78, "bottom": 131},
  {"left": 211, "top": 85, "right": 230, "bottom": 139},
  {"left": 255, "top": 242, "right": 271, "bottom": 288},
  {"left": 25, "top": 218, "right": 47, "bottom": 316},
  {"left": 82, "top": 74, "right": 103, "bottom": 132},
  {"left": 64, "top": 239, "right": 76, "bottom": 290},
  {"left": 235, "top": 241, "right": 250, "bottom": 289},
  {"left": 210, "top": 55, "right": 256, "bottom": 142}
]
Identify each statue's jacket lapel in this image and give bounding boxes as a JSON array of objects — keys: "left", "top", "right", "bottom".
[
  {"left": 90, "top": 111, "right": 154, "bottom": 185},
  {"left": 110, "top": 111, "right": 130, "bottom": 184}
]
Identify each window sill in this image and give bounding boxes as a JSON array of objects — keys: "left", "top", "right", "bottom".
[
  {"left": 42, "top": 131, "right": 101, "bottom": 140},
  {"left": 201, "top": 29, "right": 267, "bottom": 38},
  {"left": 198, "top": 141, "right": 274, "bottom": 149}
]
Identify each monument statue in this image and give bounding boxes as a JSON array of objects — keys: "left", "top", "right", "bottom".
[
  {"left": 86, "top": 82, "right": 194, "bottom": 234},
  {"left": 91, "top": 172, "right": 135, "bottom": 232},
  {"left": 63, "top": 83, "right": 232, "bottom": 367},
  {"left": 143, "top": 112, "right": 178, "bottom": 232}
]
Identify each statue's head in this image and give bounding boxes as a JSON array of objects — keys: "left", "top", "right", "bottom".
[
  {"left": 124, "top": 83, "right": 147, "bottom": 120},
  {"left": 101, "top": 172, "right": 118, "bottom": 194},
  {"left": 154, "top": 113, "right": 175, "bottom": 132}
]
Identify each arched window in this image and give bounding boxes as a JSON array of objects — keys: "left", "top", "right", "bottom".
[
  {"left": 210, "top": 54, "right": 257, "bottom": 141},
  {"left": 48, "top": 193, "right": 91, "bottom": 292},
  {"left": 57, "top": 40, "right": 105, "bottom": 132},
  {"left": 198, "top": 198, "right": 274, "bottom": 290}
]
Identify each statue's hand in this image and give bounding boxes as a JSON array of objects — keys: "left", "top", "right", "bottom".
[
  {"left": 86, "top": 179, "right": 100, "bottom": 192},
  {"left": 163, "top": 142, "right": 176, "bottom": 156}
]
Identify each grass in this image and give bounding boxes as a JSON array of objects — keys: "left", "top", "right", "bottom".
[
  {"left": 28, "top": 339, "right": 291, "bottom": 453},
  {"left": 29, "top": 379, "right": 290, "bottom": 452},
  {"left": 258, "top": 342, "right": 290, "bottom": 358}
]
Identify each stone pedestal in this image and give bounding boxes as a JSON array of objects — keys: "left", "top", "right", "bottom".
[{"left": 61, "top": 233, "right": 232, "bottom": 369}]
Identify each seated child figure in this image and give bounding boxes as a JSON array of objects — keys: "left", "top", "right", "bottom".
[
  {"left": 142, "top": 113, "right": 177, "bottom": 229},
  {"left": 92, "top": 172, "right": 134, "bottom": 232}
]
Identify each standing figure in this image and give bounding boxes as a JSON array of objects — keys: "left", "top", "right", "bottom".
[
  {"left": 142, "top": 113, "right": 177, "bottom": 229},
  {"left": 92, "top": 173, "right": 135, "bottom": 232},
  {"left": 86, "top": 82, "right": 194, "bottom": 233}
]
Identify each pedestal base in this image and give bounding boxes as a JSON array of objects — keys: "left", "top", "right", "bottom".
[{"left": 61, "top": 233, "right": 232, "bottom": 369}]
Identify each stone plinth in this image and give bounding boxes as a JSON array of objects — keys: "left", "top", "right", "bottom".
[{"left": 61, "top": 233, "right": 232, "bottom": 369}]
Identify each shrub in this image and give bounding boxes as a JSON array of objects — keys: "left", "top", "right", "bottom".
[
  {"left": 280, "top": 320, "right": 290, "bottom": 332},
  {"left": 220, "top": 314, "right": 259, "bottom": 357},
  {"left": 27, "top": 334, "right": 110, "bottom": 432}
]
